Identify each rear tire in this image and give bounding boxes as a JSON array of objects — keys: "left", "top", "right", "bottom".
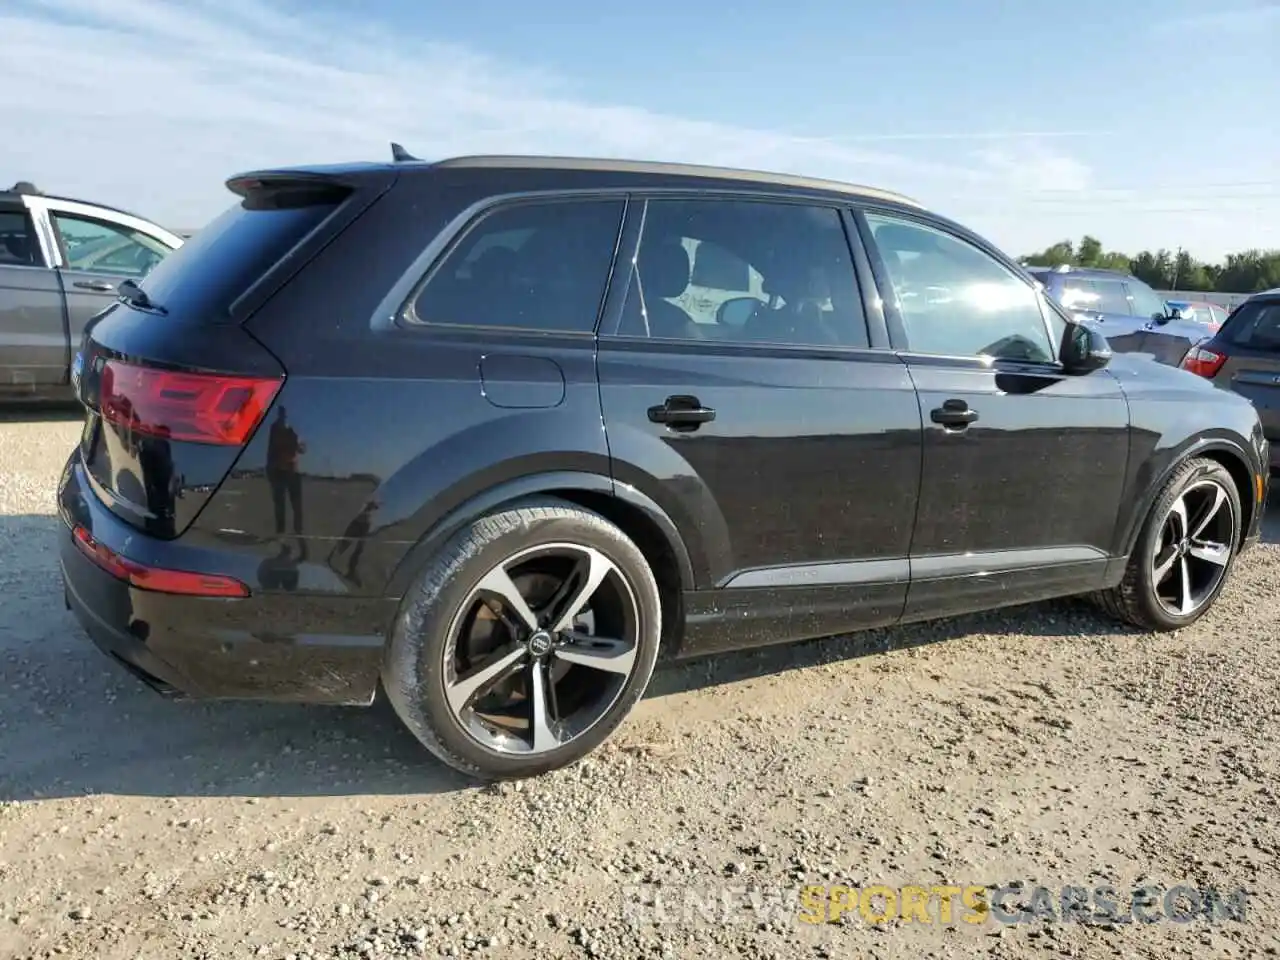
[
  {"left": 1093, "top": 457, "right": 1241, "bottom": 632},
  {"left": 383, "top": 498, "right": 661, "bottom": 780}
]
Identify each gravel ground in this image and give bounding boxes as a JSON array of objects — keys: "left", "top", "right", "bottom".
[{"left": 2, "top": 410, "right": 1278, "bottom": 960}]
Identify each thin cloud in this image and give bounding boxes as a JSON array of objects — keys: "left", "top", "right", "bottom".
[
  {"left": 813, "top": 130, "right": 1109, "bottom": 143},
  {"left": 2, "top": 0, "right": 1093, "bottom": 231},
  {"left": 970, "top": 144, "right": 1093, "bottom": 193},
  {"left": 1153, "top": 3, "right": 1280, "bottom": 33}
]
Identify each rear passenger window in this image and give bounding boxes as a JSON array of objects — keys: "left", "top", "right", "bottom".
[
  {"left": 614, "top": 198, "right": 868, "bottom": 348},
  {"left": 0, "top": 210, "right": 41, "bottom": 267},
  {"left": 409, "top": 200, "right": 625, "bottom": 333}
]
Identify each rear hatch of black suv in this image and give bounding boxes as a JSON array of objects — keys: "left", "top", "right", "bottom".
[{"left": 72, "top": 167, "right": 395, "bottom": 540}]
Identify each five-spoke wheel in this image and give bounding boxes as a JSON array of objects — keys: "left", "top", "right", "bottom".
[
  {"left": 1096, "top": 457, "right": 1242, "bottom": 632},
  {"left": 383, "top": 500, "right": 661, "bottom": 779},
  {"left": 444, "top": 543, "right": 641, "bottom": 756},
  {"left": 1150, "top": 478, "right": 1236, "bottom": 619}
]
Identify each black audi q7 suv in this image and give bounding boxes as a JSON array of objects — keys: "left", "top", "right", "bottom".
[{"left": 58, "top": 151, "right": 1270, "bottom": 780}]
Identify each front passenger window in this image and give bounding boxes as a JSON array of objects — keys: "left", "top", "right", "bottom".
[
  {"left": 1127, "top": 278, "right": 1167, "bottom": 320},
  {"left": 866, "top": 214, "right": 1053, "bottom": 363}
]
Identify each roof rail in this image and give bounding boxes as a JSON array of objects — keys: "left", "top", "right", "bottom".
[{"left": 431, "top": 155, "right": 923, "bottom": 207}]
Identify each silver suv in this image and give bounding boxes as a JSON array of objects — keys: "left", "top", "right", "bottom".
[{"left": 0, "top": 181, "right": 183, "bottom": 401}]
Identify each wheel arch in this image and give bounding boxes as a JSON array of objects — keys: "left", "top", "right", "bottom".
[
  {"left": 383, "top": 471, "right": 696, "bottom": 656},
  {"left": 1120, "top": 435, "right": 1258, "bottom": 558}
]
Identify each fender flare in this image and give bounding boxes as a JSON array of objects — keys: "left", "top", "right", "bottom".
[
  {"left": 1118, "top": 435, "right": 1257, "bottom": 558},
  {"left": 383, "top": 470, "right": 696, "bottom": 598}
]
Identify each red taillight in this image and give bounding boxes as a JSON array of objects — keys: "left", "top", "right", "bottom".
[
  {"left": 72, "top": 525, "right": 249, "bottom": 598},
  {"left": 99, "top": 360, "right": 282, "bottom": 446},
  {"left": 1180, "top": 345, "right": 1227, "bottom": 378}
]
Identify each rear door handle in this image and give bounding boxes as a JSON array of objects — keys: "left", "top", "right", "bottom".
[
  {"left": 73, "top": 280, "right": 114, "bottom": 292},
  {"left": 930, "top": 398, "right": 978, "bottom": 427},
  {"left": 648, "top": 395, "right": 716, "bottom": 431}
]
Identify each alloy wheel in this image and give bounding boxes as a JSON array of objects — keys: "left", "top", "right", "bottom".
[
  {"left": 1150, "top": 478, "right": 1236, "bottom": 618},
  {"left": 442, "top": 542, "right": 641, "bottom": 755}
]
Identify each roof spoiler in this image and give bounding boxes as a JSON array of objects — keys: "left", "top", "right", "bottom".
[{"left": 390, "top": 142, "right": 421, "bottom": 163}]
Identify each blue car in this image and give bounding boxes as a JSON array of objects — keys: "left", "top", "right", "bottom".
[{"left": 1028, "top": 265, "right": 1211, "bottom": 366}]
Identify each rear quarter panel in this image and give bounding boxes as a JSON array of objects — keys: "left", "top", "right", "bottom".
[
  {"left": 189, "top": 335, "right": 612, "bottom": 599},
  {"left": 211, "top": 169, "right": 616, "bottom": 602}
]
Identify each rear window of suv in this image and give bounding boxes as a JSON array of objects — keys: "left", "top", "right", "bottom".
[
  {"left": 407, "top": 199, "right": 625, "bottom": 334},
  {"left": 1222, "top": 298, "right": 1280, "bottom": 351},
  {"left": 135, "top": 184, "right": 347, "bottom": 322}
]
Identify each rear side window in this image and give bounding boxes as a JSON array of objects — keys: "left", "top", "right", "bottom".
[
  {"left": 137, "top": 188, "right": 344, "bottom": 320},
  {"left": 1223, "top": 299, "right": 1280, "bottom": 350},
  {"left": 408, "top": 199, "right": 626, "bottom": 334},
  {"left": 0, "top": 210, "right": 41, "bottom": 267}
]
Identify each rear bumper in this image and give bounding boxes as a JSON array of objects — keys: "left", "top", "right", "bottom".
[{"left": 58, "top": 455, "right": 392, "bottom": 705}]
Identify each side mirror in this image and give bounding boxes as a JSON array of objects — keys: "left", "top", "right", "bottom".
[
  {"left": 1060, "top": 320, "right": 1112, "bottom": 374},
  {"left": 716, "top": 296, "right": 759, "bottom": 328}
]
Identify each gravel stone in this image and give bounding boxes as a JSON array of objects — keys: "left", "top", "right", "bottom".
[{"left": 2, "top": 414, "right": 1279, "bottom": 959}]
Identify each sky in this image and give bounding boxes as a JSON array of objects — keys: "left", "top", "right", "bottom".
[{"left": 3, "top": 0, "right": 1279, "bottom": 262}]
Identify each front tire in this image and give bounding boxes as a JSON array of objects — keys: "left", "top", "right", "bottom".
[
  {"left": 383, "top": 498, "right": 662, "bottom": 780},
  {"left": 1094, "top": 457, "right": 1241, "bottom": 631}
]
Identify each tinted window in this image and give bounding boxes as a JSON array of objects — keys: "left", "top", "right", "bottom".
[
  {"left": 1223, "top": 300, "right": 1280, "bottom": 351},
  {"left": 0, "top": 210, "right": 41, "bottom": 267},
  {"left": 866, "top": 214, "right": 1052, "bottom": 362},
  {"left": 51, "top": 213, "right": 172, "bottom": 278},
  {"left": 1127, "top": 278, "right": 1166, "bottom": 319},
  {"left": 411, "top": 200, "right": 625, "bottom": 333},
  {"left": 1059, "top": 281, "right": 1102, "bottom": 311},
  {"left": 1090, "top": 279, "right": 1131, "bottom": 314},
  {"left": 616, "top": 199, "right": 868, "bottom": 348},
  {"left": 138, "top": 191, "right": 340, "bottom": 321}
]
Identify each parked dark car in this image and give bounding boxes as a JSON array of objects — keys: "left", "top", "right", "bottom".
[
  {"left": 1180, "top": 287, "right": 1280, "bottom": 472},
  {"left": 58, "top": 152, "right": 1269, "bottom": 779},
  {"left": 0, "top": 181, "right": 184, "bottom": 400},
  {"left": 1028, "top": 265, "right": 1210, "bottom": 367}
]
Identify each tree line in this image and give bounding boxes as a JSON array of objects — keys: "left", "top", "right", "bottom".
[{"left": 1020, "top": 236, "right": 1280, "bottom": 294}]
